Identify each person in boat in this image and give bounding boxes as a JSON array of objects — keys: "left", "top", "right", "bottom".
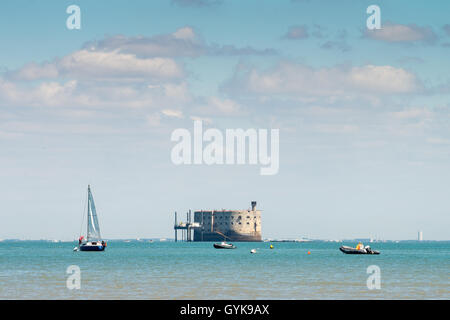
[
  {"left": 78, "top": 236, "right": 84, "bottom": 246},
  {"left": 356, "top": 242, "right": 364, "bottom": 250}
]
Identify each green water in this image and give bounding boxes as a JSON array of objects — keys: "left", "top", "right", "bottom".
[{"left": 0, "top": 240, "right": 448, "bottom": 299}]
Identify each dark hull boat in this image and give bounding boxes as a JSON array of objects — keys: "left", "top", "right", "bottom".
[
  {"left": 80, "top": 241, "right": 106, "bottom": 251},
  {"left": 213, "top": 242, "right": 236, "bottom": 249},
  {"left": 339, "top": 245, "right": 380, "bottom": 255}
]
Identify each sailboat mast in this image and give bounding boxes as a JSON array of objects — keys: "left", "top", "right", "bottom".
[{"left": 87, "top": 185, "right": 90, "bottom": 240}]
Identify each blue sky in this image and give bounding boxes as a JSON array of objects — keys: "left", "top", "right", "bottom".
[{"left": 1, "top": 0, "right": 450, "bottom": 240}]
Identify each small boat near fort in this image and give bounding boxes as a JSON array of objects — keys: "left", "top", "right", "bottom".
[
  {"left": 213, "top": 242, "right": 236, "bottom": 249},
  {"left": 339, "top": 244, "right": 379, "bottom": 255},
  {"left": 74, "top": 185, "right": 107, "bottom": 252}
]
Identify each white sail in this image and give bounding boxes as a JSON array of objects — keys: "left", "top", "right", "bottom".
[{"left": 87, "top": 185, "right": 102, "bottom": 241}]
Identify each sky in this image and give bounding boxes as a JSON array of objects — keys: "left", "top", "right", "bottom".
[{"left": 0, "top": 0, "right": 449, "bottom": 240}]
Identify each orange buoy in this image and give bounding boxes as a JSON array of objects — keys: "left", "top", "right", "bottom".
[{"left": 307, "top": 251, "right": 311, "bottom": 255}]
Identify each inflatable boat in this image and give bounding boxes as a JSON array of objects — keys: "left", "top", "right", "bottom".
[{"left": 339, "top": 245, "right": 380, "bottom": 255}]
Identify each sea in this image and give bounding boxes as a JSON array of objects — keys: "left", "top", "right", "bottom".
[{"left": 0, "top": 240, "right": 448, "bottom": 299}]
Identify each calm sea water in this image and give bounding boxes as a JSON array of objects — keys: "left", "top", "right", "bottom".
[{"left": 0, "top": 240, "right": 448, "bottom": 299}]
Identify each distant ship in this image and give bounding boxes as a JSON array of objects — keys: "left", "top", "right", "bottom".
[{"left": 74, "top": 185, "right": 107, "bottom": 252}]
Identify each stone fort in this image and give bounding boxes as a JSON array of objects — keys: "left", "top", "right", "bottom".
[{"left": 193, "top": 201, "right": 261, "bottom": 242}]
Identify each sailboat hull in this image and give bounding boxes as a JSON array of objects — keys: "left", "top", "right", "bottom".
[
  {"left": 79, "top": 243, "right": 106, "bottom": 251},
  {"left": 80, "top": 246, "right": 104, "bottom": 251}
]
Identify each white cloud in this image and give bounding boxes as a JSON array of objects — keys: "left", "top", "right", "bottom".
[
  {"left": 390, "top": 108, "right": 433, "bottom": 120},
  {"left": 0, "top": 78, "right": 194, "bottom": 110},
  {"left": 364, "top": 22, "right": 437, "bottom": 44},
  {"left": 83, "top": 27, "right": 275, "bottom": 58},
  {"left": 0, "top": 79, "right": 77, "bottom": 107},
  {"left": 348, "top": 65, "right": 420, "bottom": 93},
  {"left": 9, "top": 50, "right": 184, "bottom": 81},
  {"left": 173, "top": 26, "right": 196, "bottom": 40},
  {"left": 191, "top": 96, "right": 242, "bottom": 116},
  {"left": 1, "top": 31, "right": 200, "bottom": 110},
  {"left": 1, "top": 120, "right": 124, "bottom": 136},
  {"left": 161, "top": 109, "right": 183, "bottom": 118},
  {"left": 208, "top": 97, "right": 241, "bottom": 114},
  {"left": 427, "top": 137, "right": 450, "bottom": 145},
  {"left": 10, "top": 62, "right": 59, "bottom": 81},
  {"left": 86, "top": 29, "right": 205, "bottom": 58},
  {"left": 224, "top": 62, "right": 422, "bottom": 99}
]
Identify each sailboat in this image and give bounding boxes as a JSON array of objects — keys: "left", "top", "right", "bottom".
[{"left": 75, "top": 185, "right": 107, "bottom": 252}]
